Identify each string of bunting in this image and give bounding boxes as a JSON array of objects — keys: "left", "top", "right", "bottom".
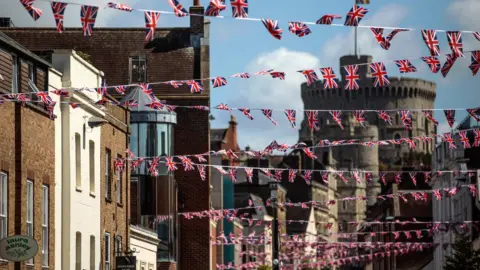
[{"left": 22, "top": 0, "right": 480, "bottom": 57}]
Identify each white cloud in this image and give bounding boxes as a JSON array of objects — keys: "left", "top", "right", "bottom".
[
  {"left": 321, "top": 4, "right": 420, "bottom": 69},
  {"left": 448, "top": 0, "right": 480, "bottom": 29},
  {"left": 223, "top": 47, "right": 320, "bottom": 150}
]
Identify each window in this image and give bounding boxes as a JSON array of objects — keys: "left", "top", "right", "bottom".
[
  {"left": 28, "top": 62, "right": 35, "bottom": 83},
  {"left": 75, "top": 232, "right": 82, "bottom": 270},
  {"left": 115, "top": 235, "right": 122, "bottom": 257},
  {"left": 90, "top": 236, "right": 95, "bottom": 270},
  {"left": 104, "top": 233, "right": 111, "bottom": 270},
  {"left": 42, "top": 185, "right": 49, "bottom": 266},
  {"left": 89, "top": 141, "right": 95, "bottom": 193},
  {"left": 0, "top": 173, "right": 7, "bottom": 243},
  {"left": 117, "top": 155, "right": 122, "bottom": 205},
  {"left": 11, "top": 54, "right": 18, "bottom": 93},
  {"left": 76, "top": 133, "right": 82, "bottom": 188},
  {"left": 105, "top": 149, "right": 112, "bottom": 200},
  {"left": 26, "top": 180, "right": 34, "bottom": 265},
  {"left": 129, "top": 56, "right": 147, "bottom": 83},
  {"left": 342, "top": 201, "right": 347, "bottom": 210}
]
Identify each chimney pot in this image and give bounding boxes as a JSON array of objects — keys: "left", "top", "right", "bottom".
[{"left": 193, "top": 0, "right": 200, "bottom": 6}]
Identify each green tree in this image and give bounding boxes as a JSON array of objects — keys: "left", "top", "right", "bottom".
[
  {"left": 444, "top": 234, "right": 480, "bottom": 270},
  {"left": 257, "top": 265, "right": 272, "bottom": 270}
]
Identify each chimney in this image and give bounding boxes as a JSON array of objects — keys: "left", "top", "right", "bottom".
[
  {"left": 229, "top": 115, "right": 238, "bottom": 149},
  {"left": 189, "top": 1, "right": 204, "bottom": 35}
]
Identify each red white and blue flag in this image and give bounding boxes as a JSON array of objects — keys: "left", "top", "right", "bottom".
[
  {"left": 186, "top": 80, "right": 204, "bottom": 93},
  {"left": 288, "top": 22, "right": 312, "bottom": 37},
  {"left": 316, "top": 15, "right": 341, "bottom": 25},
  {"left": 20, "top": 0, "right": 43, "bottom": 21},
  {"left": 343, "top": 65, "right": 360, "bottom": 90},
  {"left": 80, "top": 5, "right": 99, "bottom": 36},
  {"left": 441, "top": 54, "right": 458, "bottom": 78},
  {"left": 115, "top": 85, "right": 127, "bottom": 95},
  {"left": 444, "top": 109, "right": 455, "bottom": 128},
  {"left": 205, "top": 0, "right": 226, "bottom": 17},
  {"left": 459, "top": 130, "right": 471, "bottom": 149},
  {"left": 446, "top": 31, "right": 464, "bottom": 57},
  {"left": 140, "top": 83, "right": 155, "bottom": 100},
  {"left": 144, "top": 11, "right": 160, "bottom": 42},
  {"left": 474, "top": 32, "right": 480, "bottom": 41},
  {"left": 299, "top": 69, "right": 319, "bottom": 86},
  {"left": 262, "top": 109, "right": 277, "bottom": 126},
  {"left": 370, "top": 28, "right": 409, "bottom": 50},
  {"left": 469, "top": 51, "right": 480, "bottom": 76},
  {"left": 306, "top": 111, "right": 318, "bottom": 131},
  {"left": 400, "top": 110, "right": 412, "bottom": 130},
  {"left": 168, "top": 0, "right": 188, "bottom": 17},
  {"left": 212, "top": 77, "right": 228, "bottom": 88},
  {"left": 422, "top": 110, "right": 439, "bottom": 125},
  {"left": 284, "top": 109, "right": 297, "bottom": 129},
  {"left": 261, "top": 19, "right": 283, "bottom": 40},
  {"left": 369, "top": 62, "right": 389, "bottom": 87},
  {"left": 107, "top": 2, "right": 132, "bottom": 12},
  {"left": 232, "top": 72, "right": 251, "bottom": 79},
  {"left": 344, "top": 5, "right": 368, "bottom": 26},
  {"left": 319, "top": 67, "right": 339, "bottom": 89},
  {"left": 421, "top": 56, "right": 441, "bottom": 73},
  {"left": 238, "top": 108, "right": 254, "bottom": 120},
  {"left": 377, "top": 110, "right": 392, "bottom": 125},
  {"left": 394, "top": 59, "right": 417, "bottom": 73},
  {"left": 51, "top": 2, "right": 67, "bottom": 33},
  {"left": 270, "top": 72, "right": 285, "bottom": 80},
  {"left": 329, "top": 111, "right": 343, "bottom": 129},
  {"left": 230, "top": 0, "right": 248, "bottom": 18},
  {"left": 421, "top": 30, "right": 440, "bottom": 56},
  {"left": 354, "top": 110, "right": 366, "bottom": 127}
]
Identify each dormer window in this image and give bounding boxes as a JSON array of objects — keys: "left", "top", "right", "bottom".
[{"left": 129, "top": 56, "right": 147, "bottom": 84}]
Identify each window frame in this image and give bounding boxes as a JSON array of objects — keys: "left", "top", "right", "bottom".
[
  {"left": 128, "top": 56, "right": 147, "bottom": 84},
  {"left": 117, "top": 155, "right": 122, "bottom": 205},
  {"left": 0, "top": 172, "right": 7, "bottom": 260},
  {"left": 115, "top": 235, "right": 122, "bottom": 257},
  {"left": 11, "top": 53, "right": 19, "bottom": 93},
  {"left": 75, "top": 133, "right": 82, "bottom": 189},
  {"left": 104, "top": 232, "right": 111, "bottom": 270},
  {"left": 89, "top": 140, "right": 95, "bottom": 194},
  {"left": 90, "top": 235, "right": 95, "bottom": 270},
  {"left": 75, "top": 231, "right": 82, "bottom": 270},
  {"left": 26, "top": 180, "right": 34, "bottom": 265},
  {"left": 105, "top": 148, "right": 112, "bottom": 201},
  {"left": 42, "top": 185, "right": 49, "bottom": 267}
]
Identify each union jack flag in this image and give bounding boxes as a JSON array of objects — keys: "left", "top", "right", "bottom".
[
  {"left": 122, "top": 99, "right": 138, "bottom": 108},
  {"left": 284, "top": 109, "right": 296, "bottom": 129},
  {"left": 228, "top": 168, "right": 237, "bottom": 182},
  {"left": 51, "top": 2, "right": 67, "bottom": 33},
  {"left": 255, "top": 69, "right": 274, "bottom": 75},
  {"left": 16, "top": 94, "right": 30, "bottom": 106},
  {"left": 433, "top": 189, "right": 442, "bottom": 200},
  {"left": 306, "top": 111, "right": 318, "bottom": 131},
  {"left": 139, "top": 83, "right": 155, "bottom": 100},
  {"left": 114, "top": 158, "right": 126, "bottom": 173},
  {"left": 319, "top": 67, "right": 338, "bottom": 89},
  {"left": 114, "top": 85, "right": 127, "bottom": 95},
  {"left": 474, "top": 32, "right": 480, "bottom": 41},
  {"left": 380, "top": 172, "right": 387, "bottom": 185},
  {"left": 385, "top": 29, "right": 409, "bottom": 43},
  {"left": 20, "top": 0, "right": 43, "bottom": 21},
  {"left": 446, "top": 31, "right": 464, "bottom": 57},
  {"left": 215, "top": 103, "right": 232, "bottom": 112},
  {"left": 394, "top": 172, "right": 401, "bottom": 184},
  {"left": 400, "top": 110, "right": 412, "bottom": 130},
  {"left": 270, "top": 72, "right": 285, "bottom": 80},
  {"left": 230, "top": 0, "right": 248, "bottom": 18},
  {"left": 352, "top": 171, "right": 361, "bottom": 184},
  {"left": 424, "top": 172, "right": 431, "bottom": 183},
  {"left": 196, "top": 165, "right": 206, "bottom": 181},
  {"left": 316, "top": 14, "right": 341, "bottom": 25},
  {"left": 186, "top": 80, "right": 204, "bottom": 93},
  {"left": 329, "top": 111, "right": 343, "bottom": 129},
  {"left": 193, "top": 105, "right": 209, "bottom": 111},
  {"left": 303, "top": 148, "right": 317, "bottom": 160},
  {"left": 298, "top": 69, "right": 319, "bottom": 86},
  {"left": 52, "top": 89, "right": 69, "bottom": 97},
  {"left": 232, "top": 73, "right": 251, "bottom": 79},
  {"left": 179, "top": 156, "right": 195, "bottom": 171},
  {"left": 147, "top": 101, "right": 163, "bottom": 110},
  {"left": 421, "top": 30, "right": 440, "bottom": 56},
  {"left": 194, "top": 154, "right": 207, "bottom": 163},
  {"left": 47, "top": 102, "right": 56, "bottom": 120},
  {"left": 107, "top": 2, "right": 132, "bottom": 12},
  {"left": 211, "top": 77, "right": 227, "bottom": 88},
  {"left": 96, "top": 79, "right": 108, "bottom": 96},
  {"left": 443, "top": 133, "right": 456, "bottom": 149},
  {"left": 288, "top": 22, "right": 312, "bottom": 37},
  {"left": 244, "top": 168, "right": 253, "bottom": 183},
  {"left": 288, "top": 169, "right": 297, "bottom": 183},
  {"left": 369, "top": 62, "right": 389, "bottom": 87},
  {"left": 469, "top": 51, "right": 480, "bottom": 76},
  {"left": 165, "top": 157, "right": 178, "bottom": 172},
  {"left": 421, "top": 56, "right": 441, "bottom": 74},
  {"left": 205, "top": 0, "right": 226, "bottom": 16},
  {"left": 409, "top": 172, "right": 417, "bottom": 186},
  {"left": 354, "top": 110, "right": 366, "bottom": 127},
  {"left": 459, "top": 130, "right": 471, "bottom": 149},
  {"left": 147, "top": 157, "right": 160, "bottom": 177},
  {"left": 238, "top": 108, "right": 254, "bottom": 120},
  {"left": 144, "top": 11, "right": 160, "bottom": 42},
  {"left": 69, "top": 102, "right": 79, "bottom": 109},
  {"left": 467, "top": 108, "right": 480, "bottom": 121},
  {"left": 441, "top": 54, "right": 458, "bottom": 78},
  {"left": 168, "top": 0, "right": 188, "bottom": 17},
  {"left": 422, "top": 110, "right": 438, "bottom": 125},
  {"left": 443, "top": 110, "right": 455, "bottom": 128},
  {"left": 394, "top": 60, "right": 417, "bottom": 73},
  {"left": 344, "top": 5, "right": 368, "bottom": 26},
  {"left": 370, "top": 28, "right": 390, "bottom": 50},
  {"left": 261, "top": 109, "right": 277, "bottom": 125},
  {"left": 36, "top": 92, "right": 54, "bottom": 105},
  {"left": 261, "top": 19, "right": 283, "bottom": 40},
  {"left": 343, "top": 65, "right": 360, "bottom": 90},
  {"left": 303, "top": 170, "right": 312, "bottom": 184},
  {"left": 80, "top": 5, "right": 98, "bottom": 37},
  {"left": 95, "top": 97, "right": 110, "bottom": 106},
  {"left": 474, "top": 130, "right": 480, "bottom": 147},
  {"left": 164, "top": 80, "right": 183, "bottom": 88}
]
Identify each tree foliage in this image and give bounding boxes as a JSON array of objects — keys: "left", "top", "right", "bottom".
[
  {"left": 444, "top": 234, "right": 480, "bottom": 270},
  {"left": 257, "top": 265, "right": 272, "bottom": 270}
]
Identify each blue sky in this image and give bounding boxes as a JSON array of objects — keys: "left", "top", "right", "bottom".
[{"left": 3, "top": 0, "right": 480, "bottom": 149}]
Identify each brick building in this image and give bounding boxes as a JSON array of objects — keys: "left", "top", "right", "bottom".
[
  {"left": 0, "top": 1, "right": 211, "bottom": 268},
  {"left": 0, "top": 32, "right": 55, "bottom": 269}
]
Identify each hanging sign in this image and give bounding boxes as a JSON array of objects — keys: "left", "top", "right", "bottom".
[
  {"left": 0, "top": 235, "right": 39, "bottom": 262},
  {"left": 116, "top": 256, "right": 137, "bottom": 269}
]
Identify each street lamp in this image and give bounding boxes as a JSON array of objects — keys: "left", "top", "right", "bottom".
[{"left": 269, "top": 181, "right": 279, "bottom": 270}]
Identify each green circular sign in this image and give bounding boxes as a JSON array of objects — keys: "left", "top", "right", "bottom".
[{"left": 0, "top": 235, "right": 39, "bottom": 262}]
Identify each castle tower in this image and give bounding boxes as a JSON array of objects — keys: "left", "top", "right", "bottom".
[{"left": 300, "top": 55, "right": 437, "bottom": 207}]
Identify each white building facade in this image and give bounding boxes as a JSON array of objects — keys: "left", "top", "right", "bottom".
[
  {"left": 49, "top": 50, "right": 104, "bottom": 270},
  {"left": 130, "top": 225, "right": 159, "bottom": 270}
]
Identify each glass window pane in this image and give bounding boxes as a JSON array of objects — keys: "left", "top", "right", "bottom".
[{"left": 138, "top": 124, "right": 147, "bottom": 173}]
